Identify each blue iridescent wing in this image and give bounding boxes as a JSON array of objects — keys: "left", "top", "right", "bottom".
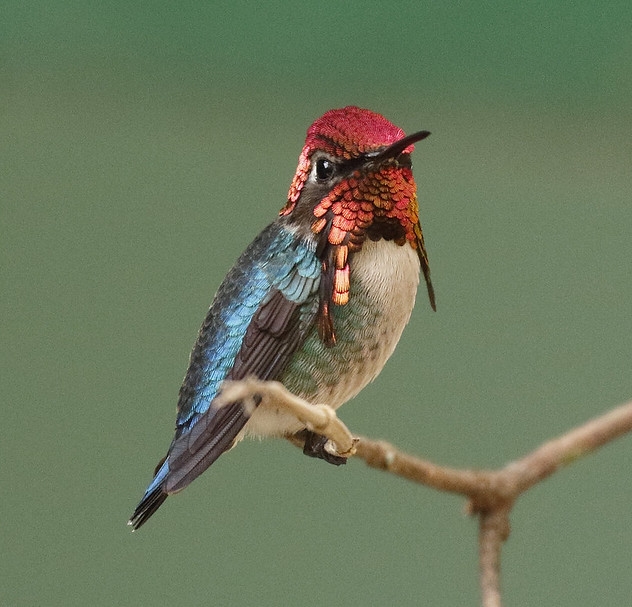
[
  {"left": 175, "top": 223, "right": 320, "bottom": 434},
  {"left": 129, "top": 222, "right": 320, "bottom": 528}
]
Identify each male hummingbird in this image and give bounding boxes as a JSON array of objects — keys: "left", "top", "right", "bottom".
[{"left": 129, "top": 106, "right": 435, "bottom": 529}]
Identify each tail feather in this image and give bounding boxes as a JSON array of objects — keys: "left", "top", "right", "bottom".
[
  {"left": 165, "top": 401, "right": 249, "bottom": 493},
  {"left": 128, "top": 461, "right": 169, "bottom": 531},
  {"left": 128, "top": 402, "right": 250, "bottom": 530}
]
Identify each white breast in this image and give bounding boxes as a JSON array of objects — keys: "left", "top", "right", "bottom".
[
  {"left": 352, "top": 238, "right": 421, "bottom": 339},
  {"left": 335, "top": 238, "right": 421, "bottom": 397}
]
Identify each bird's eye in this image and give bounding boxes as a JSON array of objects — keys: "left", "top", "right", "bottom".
[{"left": 315, "top": 158, "right": 336, "bottom": 182}]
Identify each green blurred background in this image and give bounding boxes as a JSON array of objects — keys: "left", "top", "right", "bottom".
[{"left": 2, "top": 1, "right": 631, "bottom": 605}]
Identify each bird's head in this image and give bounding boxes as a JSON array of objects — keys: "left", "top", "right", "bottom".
[{"left": 280, "top": 106, "right": 435, "bottom": 343}]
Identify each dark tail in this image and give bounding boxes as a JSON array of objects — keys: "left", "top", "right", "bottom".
[
  {"left": 128, "top": 460, "right": 170, "bottom": 531},
  {"left": 128, "top": 401, "right": 250, "bottom": 530}
]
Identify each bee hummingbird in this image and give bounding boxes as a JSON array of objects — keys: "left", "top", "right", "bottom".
[{"left": 129, "top": 106, "right": 435, "bottom": 529}]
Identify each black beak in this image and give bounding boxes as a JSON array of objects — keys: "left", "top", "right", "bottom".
[{"left": 371, "top": 130, "right": 431, "bottom": 161}]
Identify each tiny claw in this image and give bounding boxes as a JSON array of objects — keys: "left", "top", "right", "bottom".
[
  {"left": 326, "top": 437, "right": 358, "bottom": 459},
  {"left": 300, "top": 431, "right": 348, "bottom": 466}
]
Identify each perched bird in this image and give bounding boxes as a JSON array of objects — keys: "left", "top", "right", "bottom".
[{"left": 129, "top": 106, "right": 435, "bottom": 529}]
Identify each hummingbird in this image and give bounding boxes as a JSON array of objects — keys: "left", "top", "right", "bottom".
[{"left": 128, "top": 106, "right": 435, "bottom": 530}]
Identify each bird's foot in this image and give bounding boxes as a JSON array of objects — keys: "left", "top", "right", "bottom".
[{"left": 298, "top": 430, "right": 348, "bottom": 466}]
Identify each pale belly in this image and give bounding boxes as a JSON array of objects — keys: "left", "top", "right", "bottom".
[{"left": 244, "top": 239, "right": 421, "bottom": 438}]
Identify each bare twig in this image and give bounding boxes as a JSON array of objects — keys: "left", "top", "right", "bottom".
[
  {"left": 221, "top": 379, "right": 632, "bottom": 607},
  {"left": 478, "top": 506, "right": 510, "bottom": 607},
  {"left": 355, "top": 400, "right": 632, "bottom": 510},
  {"left": 501, "top": 399, "right": 632, "bottom": 496}
]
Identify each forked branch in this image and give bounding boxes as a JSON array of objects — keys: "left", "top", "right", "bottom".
[{"left": 220, "top": 379, "right": 632, "bottom": 607}]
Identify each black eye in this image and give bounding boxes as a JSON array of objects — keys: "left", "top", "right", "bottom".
[{"left": 315, "top": 158, "right": 336, "bottom": 182}]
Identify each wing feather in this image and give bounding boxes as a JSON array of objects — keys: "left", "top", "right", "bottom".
[{"left": 131, "top": 223, "right": 321, "bottom": 520}]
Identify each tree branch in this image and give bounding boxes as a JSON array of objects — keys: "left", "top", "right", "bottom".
[
  {"left": 478, "top": 506, "right": 510, "bottom": 607},
  {"left": 220, "top": 379, "right": 632, "bottom": 607}
]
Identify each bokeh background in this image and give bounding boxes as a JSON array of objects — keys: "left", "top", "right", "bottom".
[{"left": 3, "top": 2, "right": 631, "bottom": 605}]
